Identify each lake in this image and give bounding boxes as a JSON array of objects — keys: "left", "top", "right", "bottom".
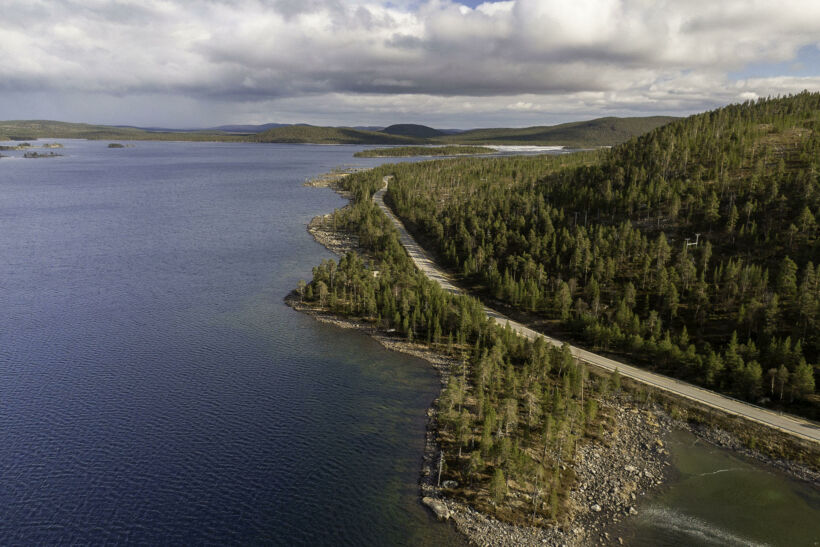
[
  {"left": 0, "top": 141, "right": 464, "bottom": 545},
  {"left": 1, "top": 141, "right": 816, "bottom": 545}
]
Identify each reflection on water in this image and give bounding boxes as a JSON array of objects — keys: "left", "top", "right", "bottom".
[{"left": 616, "top": 430, "right": 820, "bottom": 546}]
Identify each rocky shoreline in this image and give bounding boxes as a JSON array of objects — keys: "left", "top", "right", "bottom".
[
  {"left": 290, "top": 171, "right": 819, "bottom": 546},
  {"left": 303, "top": 166, "right": 368, "bottom": 189},
  {"left": 286, "top": 296, "right": 458, "bottom": 385},
  {"left": 416, "top": 393, "right": 676, "bottom": 547},
  {"left": 307, "top": 215, "right": 359, "bottom": 257}
]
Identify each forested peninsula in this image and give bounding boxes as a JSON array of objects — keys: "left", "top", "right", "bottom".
[{"left": 290, "top": 93, "right": 820, "bottom": 544}]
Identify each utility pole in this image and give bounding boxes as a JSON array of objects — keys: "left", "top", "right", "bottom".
[{"left": 685, "top": 233, "right": 701, "bottom": 249}]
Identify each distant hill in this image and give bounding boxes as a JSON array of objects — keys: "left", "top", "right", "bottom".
[
  {"left": 437, "top": 116, "right": 678, "bottom": 147},
  {"left": 253, "top": 117, "right": 674, "bottom": 146},
  {"left": 0, "top": 120, "right": 244, "bottom": 142},
  {"left": 381, "top": 124, "right": 445, "bottom": 138},
  {"left": 113, "top": 124, "right": 201, "bottom": 132},
  {"left": 211, "top": 123, "right": 290, "bottom": 133},
  {"left": 0, "top": 116, "right": 677, "bottom": 147},
  {"left": 253, "top": 125, "right": 421, "bottom": 145}
]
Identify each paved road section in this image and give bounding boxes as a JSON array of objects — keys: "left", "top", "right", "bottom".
[{"left": 374, "top": 180, "right": 820, "bottom": 444}]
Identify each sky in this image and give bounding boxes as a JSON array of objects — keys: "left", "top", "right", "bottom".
[{"left": 1, "top": 0, "right": 819, "bottom": 128}]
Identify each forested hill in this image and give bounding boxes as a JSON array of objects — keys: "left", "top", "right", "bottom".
[
  {"left": 438, "top": 116, "right": 677, "bottom": 147},
  {"left": 381, "top": 124, "right": 446, "bottom": 138},
  {"left": 386, "top": 92, "right": 820, "bottom": 419},
  {"left": 252, "top": 125, "right": 420, "bottom": 144}
]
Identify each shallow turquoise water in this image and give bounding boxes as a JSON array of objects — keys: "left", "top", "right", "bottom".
[{"left": 616, "top": 429, "right": 820, "bottom": 546}]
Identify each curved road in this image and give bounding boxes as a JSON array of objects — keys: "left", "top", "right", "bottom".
[{"left": 374, "top": 180, "right": 820, "bottom": 445}]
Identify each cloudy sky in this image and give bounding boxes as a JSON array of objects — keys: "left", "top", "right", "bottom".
[{"left": 2, "top": 0, "right": 819, "bottom": 128}]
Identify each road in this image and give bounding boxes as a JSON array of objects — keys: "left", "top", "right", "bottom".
[{"left": 374, "top": 180, "right": 820, "bottom": 445}]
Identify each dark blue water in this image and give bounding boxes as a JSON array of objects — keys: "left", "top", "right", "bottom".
[{"left": 0, "top": 141, "right": 464, "bottom": 545}]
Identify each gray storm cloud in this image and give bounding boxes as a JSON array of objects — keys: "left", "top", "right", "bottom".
[{"left": 1, "top": 0, "right": 818, "bottom": 125}]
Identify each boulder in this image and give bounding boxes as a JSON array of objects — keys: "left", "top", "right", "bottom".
[{"left": 422, "top": 497, "right": 451, "bottom": 520}]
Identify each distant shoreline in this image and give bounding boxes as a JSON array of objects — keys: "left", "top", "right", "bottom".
[
  {"left": 353, "top": 145, "right": 496, "bottom": 158},
  {"left": 0, "top": 115, "right": 677, "bottom": 148}
]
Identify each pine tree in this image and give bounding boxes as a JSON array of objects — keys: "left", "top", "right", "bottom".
[{"left": 490, "top": 468, "right": 507, "bottom": 503}]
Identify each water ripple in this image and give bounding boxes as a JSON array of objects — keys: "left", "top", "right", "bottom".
[{"left": 0, "top": 141, "right": 464, "bottom": 546}]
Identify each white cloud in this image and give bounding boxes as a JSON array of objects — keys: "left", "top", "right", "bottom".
[{"left": 0, "top": 0, "right": 818, "bottom": 126}]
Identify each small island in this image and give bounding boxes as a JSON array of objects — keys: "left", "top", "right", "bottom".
[
  {"left": 353, "top": 145, "right": 495, "bottom": 158},
  {"left": 0, "top": 142, "right": 34, "bottom": 151},
  {"left": 0, "top": 142, "right": 64, "bottom": 151},
  {"left": 24, "top": 151, "right": 62, "bottom": 158}
]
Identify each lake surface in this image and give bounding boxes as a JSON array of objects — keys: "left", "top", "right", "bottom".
[
  {"left": 616, "top": 430, "right": 820, "bottom": 547},
  {"left": 1, "top": 141, "right": 817, "bottom": 545},
  {"left": 0, "top": 141, "right": 465, "bottom": 545}
]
